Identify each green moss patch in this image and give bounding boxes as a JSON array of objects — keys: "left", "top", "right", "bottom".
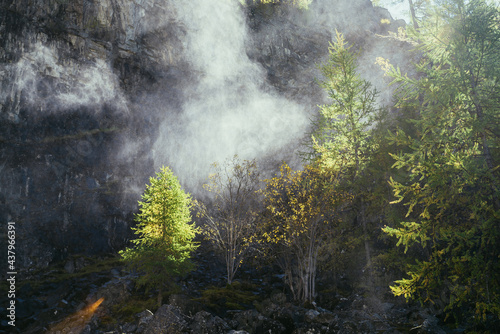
[
  {"left": 109, "top": 295, "right": 158, "bottom": 324},
  {"left": 195, "top": 281, "right": 260, "bottom": 311},
  {"left": 20, "top": 254, "right": 122, "bottom": 292}
]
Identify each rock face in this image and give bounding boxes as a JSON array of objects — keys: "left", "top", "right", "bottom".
[
  {"left": 0, "top": 0, "right": 189, "bottom": 270},
  {"left": 0, "top": 0, "right": 413, "bottom": 271}
]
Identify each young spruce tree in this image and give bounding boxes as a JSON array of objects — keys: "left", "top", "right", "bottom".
[{"left": 120, "top": 167, "right": 198, "bottom": 307}]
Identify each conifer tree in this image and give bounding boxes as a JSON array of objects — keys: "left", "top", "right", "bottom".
[
  {"left": 381, "top": 0, "right": 500, "bottom": 322},
  {"left": 120, "top": 167, "right": 198, "bottom": 307},
  {"left": 311, "top": 30, "right": 380, "bottom": 281}
]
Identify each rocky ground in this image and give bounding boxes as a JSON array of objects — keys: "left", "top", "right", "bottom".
[{"left": 0, "top": 249, "right": 457, "bottom": 334}]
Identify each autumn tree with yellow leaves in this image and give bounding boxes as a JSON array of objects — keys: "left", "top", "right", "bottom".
[{"left": 258, "top": 162, "right": 350, "bottom": 303}]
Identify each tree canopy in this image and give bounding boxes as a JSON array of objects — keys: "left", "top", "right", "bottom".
[{"left": 258, "top": 162, "right": 350, "bottom": 303}]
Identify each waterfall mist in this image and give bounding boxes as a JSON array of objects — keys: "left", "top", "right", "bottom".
[
  {"left": 152, "top": 0, "right": 309, "bottom": 191},
  {"left": 0, "top": 0, "right": 409, "bottom": 198},
  {"left": 1, "top": 42, "right": 127, "bottom": 119},
  {"left": 0, "top": 0, "right": 415, "bottom": 273}
]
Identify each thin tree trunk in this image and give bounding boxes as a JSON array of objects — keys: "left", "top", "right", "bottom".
[
  {"left": 157, "top": 286, "right": 163, "bottom": 308},
  {"left": 360, "top": 200, "right": 373, "bottom": 286},
  {"left": 408, "top": 0, "right": 419, "bottom": 31},
  {"left": 227, "top": 251, "right": 232, "bottom": 284}
]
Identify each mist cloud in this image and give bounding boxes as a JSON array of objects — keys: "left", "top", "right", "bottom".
[
  {"left": 1, "top": 42, "right": 127, "bottom": 118},
  {"left": 153, "top": 0, "right": 309, "bottom": 191}
]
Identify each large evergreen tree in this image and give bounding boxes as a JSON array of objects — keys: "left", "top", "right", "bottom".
[
  {"left": 381, "top": 0, "right": 500, "bottom": 322},
  {"left": 310, "top": 30, "right": 380, "bottom": 281},
  {"left": 120, "top": 167, "right": 198, "bottom": 307}
]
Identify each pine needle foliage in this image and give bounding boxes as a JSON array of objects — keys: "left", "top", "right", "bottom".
[
  {"left": 381, "top": 0, "right": 500, "bottom": 323},
  {"left": 120, "top": 167, "right": 198, "bottom": 307},
  {"left": 311, "top": 30, "right": 379, "bottom": 178},
  {"left": 307, "top": 30, "right": 381, "bottom": 284}
]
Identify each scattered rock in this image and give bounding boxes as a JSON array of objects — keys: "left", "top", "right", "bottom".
[
  {"left": 304, "top": 309, "right": 320, "bottom": 322},
  {"left": 121, "top": 322, "right": 138, "bottom": 333},
  {"left": 169, "top": 293, "right": 202, "bottom": 316},
  {"left": 314, "top": 311, "right": 336, "bottom": 325},
  {"left": 136, "top": 309, "right": 154, "bottom": 332},
  {"left": 232, "top": 309, "right": 286, "bottom": 334},
  {"left": 93, "top": 278, "right": 133, "bottom": 309},
  {"left": 143, "top": 305, "right": 188, "bottom": 334},
  {"left": 190, "top": 310, "right": 230, "bottom": 334}
]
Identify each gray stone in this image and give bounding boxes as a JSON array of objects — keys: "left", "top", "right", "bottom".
[
  {"left": 304, "top": 309, "right": 320, "bottom": 322},
  {"left": 143, "top": 305, "right": 188, "bottom": 334},
  {"left": 64, "top": 259, "right": 76, "bottom": 274},
  {"left": 190, "top": 310, "right": 230, "bottom": 334},
  {"left": 136, "top": 309, "right": 154, "bottom": 332},
  {"left": 232, "top": 309, "right": 286, "bottom": 334}
]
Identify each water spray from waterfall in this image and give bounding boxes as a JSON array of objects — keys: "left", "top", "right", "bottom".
[{"left": 152, "top": 0, "right": 309, "bottom": 191}]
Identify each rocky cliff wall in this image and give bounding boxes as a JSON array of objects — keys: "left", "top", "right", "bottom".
[{"left": 0, "top": 0, "right": 413, "bottom": 272}]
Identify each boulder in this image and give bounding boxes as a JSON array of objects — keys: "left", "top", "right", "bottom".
[
  {"left": 136, "top": 309, "right": 154, "bottom": 332},
  {"left": 92, "top": 278, "right": 133, "bottom": 309},
  {"left": 304, "top": 308, "right": 336, "bottom": 325},
  {"left": 189, "top": 310, "right": 230, "bottom": 334},
  {"left": 168, "top": 293, "right": 203, "bottom": 316},
  {"left": 142, "top": 305, "right": 188, "bottom": 334}
]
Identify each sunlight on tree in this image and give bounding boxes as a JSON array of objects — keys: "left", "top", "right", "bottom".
[
  {"left": 257, "top": 162, "right": 351, "bottom": 303},
  {"left": 120, "top": 167, "right": 198, "bottom": 307},
  {"left": 307, "top": 30, "right": 381, "bottom": 285},
  {"left": 381, "top": 0, "right": 500, "bottom": 322}
]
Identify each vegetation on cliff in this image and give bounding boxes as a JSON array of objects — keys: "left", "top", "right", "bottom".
[{"left": 5, "top": 0, "right": 499, "bottom": 332}]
